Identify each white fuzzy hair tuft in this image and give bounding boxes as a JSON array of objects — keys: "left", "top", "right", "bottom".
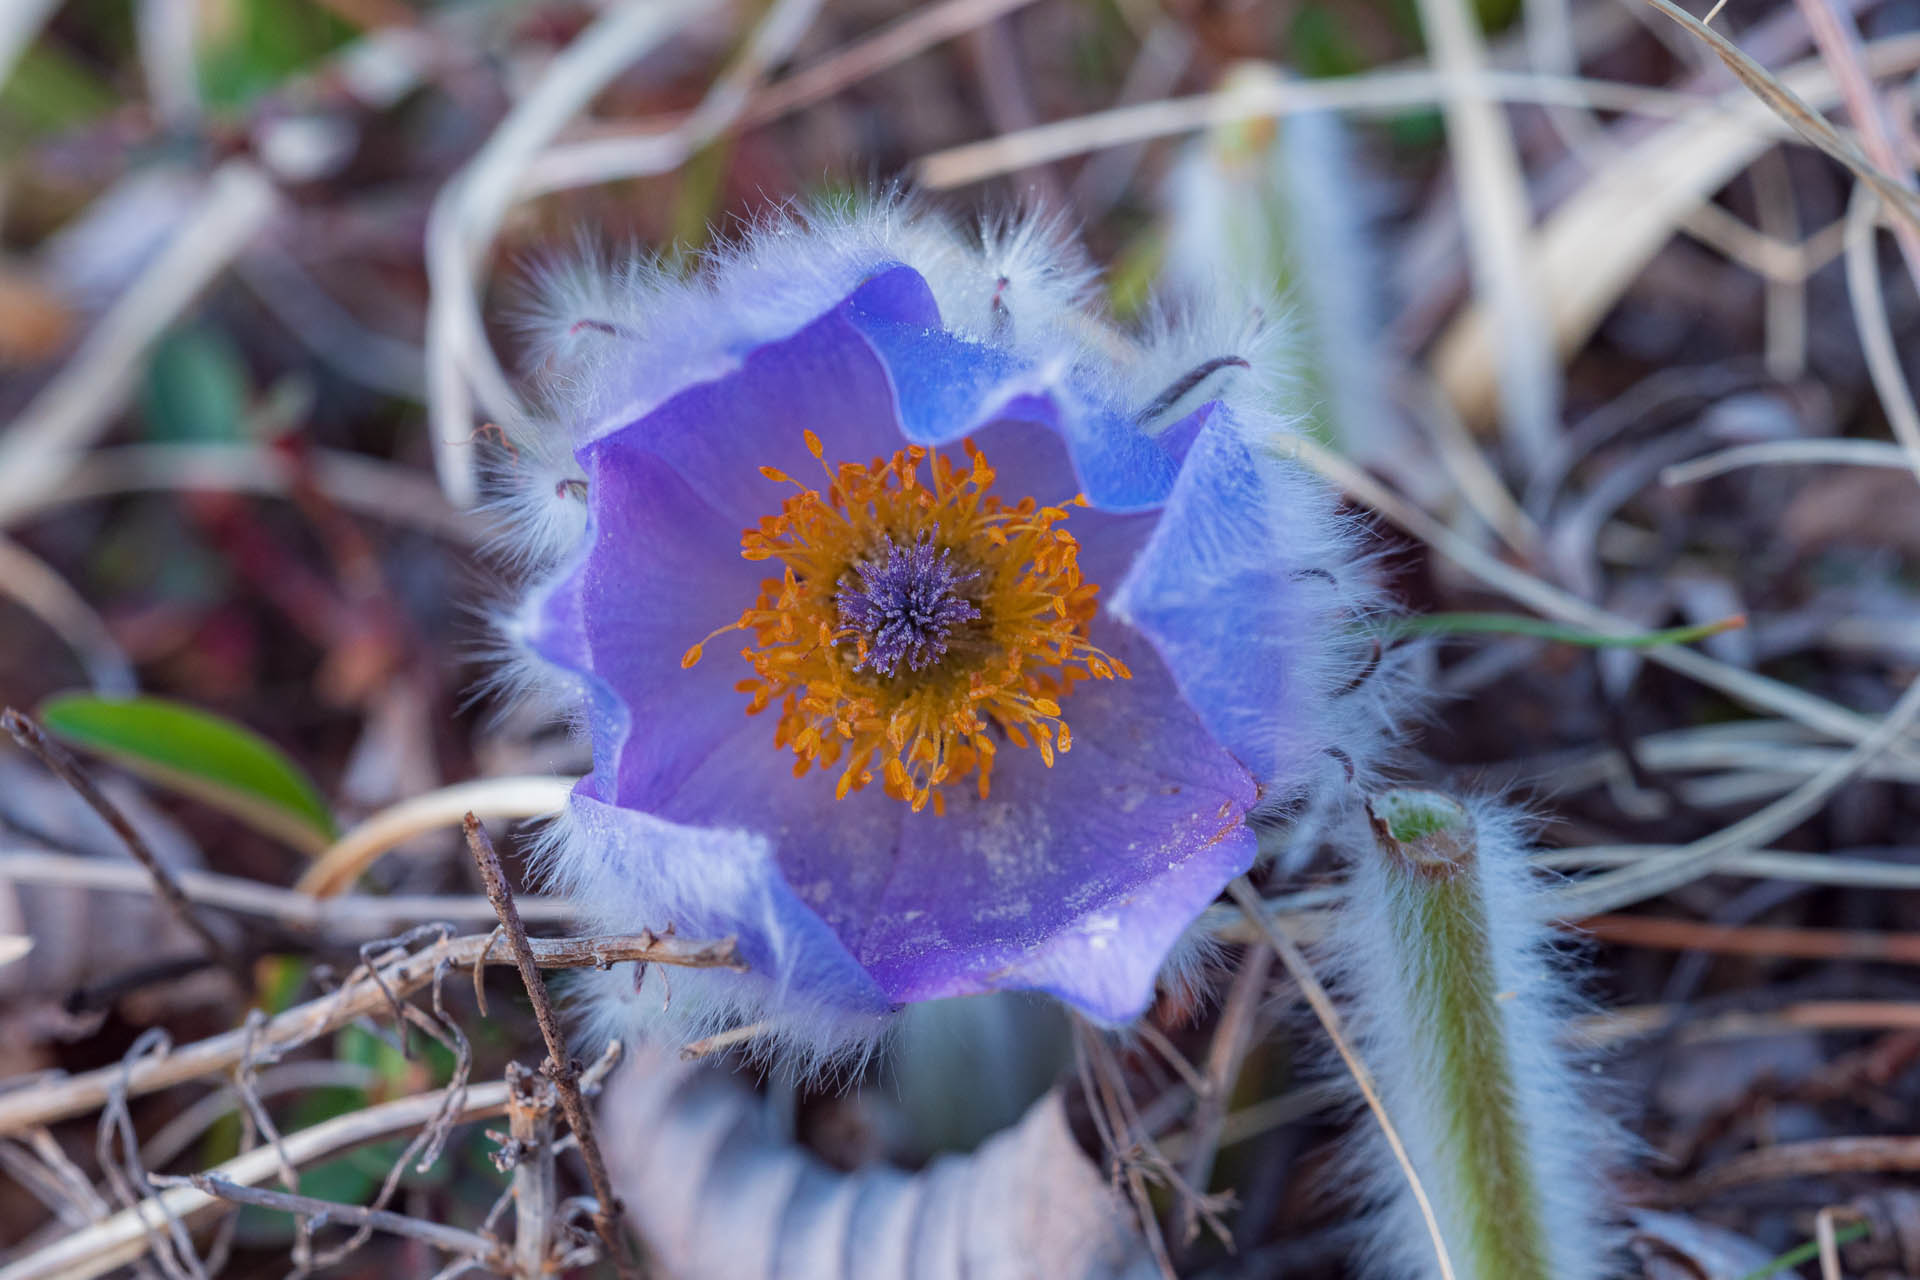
[
  {"left": 524, "top": 804, "right": 896, "bottom": 1084},
  {"left": 482, "top": 194, "right": 1416, "bottom": 1072}
]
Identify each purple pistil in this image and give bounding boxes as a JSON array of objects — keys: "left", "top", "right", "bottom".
[{"left": 835, "top": 534, "right": 981, "bottom": 676}]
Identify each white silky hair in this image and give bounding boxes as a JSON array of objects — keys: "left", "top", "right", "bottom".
[
  {"left": 484, "top": 196, "right": 1413, "bottom": 1072},
  {"left": 1318, "top": 798, "right": 1624, "bottom": 1280},
  {"left": 526, "top": 806, "right": 898, "bottom": 1085},
  {"left": 1161, "top": 67, "right": 1403, "bottom": 475}
]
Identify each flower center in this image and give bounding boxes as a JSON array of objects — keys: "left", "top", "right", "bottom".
[
  {"left": 683, "top": 432, "right": 1130, "bottom": 813},
  {"left": 835, "top": 533, "right": 981, "bottom": 677}
]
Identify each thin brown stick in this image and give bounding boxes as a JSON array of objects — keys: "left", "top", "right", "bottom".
[
  {"left": 165, "top": 1175, "right": 507, "bottom": 1266},
  {"left": 0, "top": 929, "right": 739, "bottom": 1138},
  {"left": 1793, "top": 0, "right": 1920, "bottom": 285},
  {"left": 0, "top": 1081, "right": 512, "bottom": 1280},
  {"left": 1653, "top": 1135, "right": 1920, "bottom": 1204},
  {"left": 1176, "top": 943, "right": 1274, "bottom": 1247},
  {"left": 1, "top": 708, "right": 235, "bottom": 974},
  {"left": 742, "top": 0, "right": 1040, "bottom": 127},
  {"left": 1578, "top": 913, "right": 1920, "bottom": 964},
  {"left": 464, "top": 814, "right": 639, "bottom": 1280},
  {"left": 1227, "top": 878, "right": 1457, "bottom": 1280}
]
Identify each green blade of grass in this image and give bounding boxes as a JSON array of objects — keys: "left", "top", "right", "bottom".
[
  {"left": 37, "top": 693, "right": 336, "bottom": 856},
  {"left": 1734, "top": 1219, "right": 1870, "bottom": 1280},
  {"left": 1383, "top": 611, "right": 1746, "bottom": 649}
]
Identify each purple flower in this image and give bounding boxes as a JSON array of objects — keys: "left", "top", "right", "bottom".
[{"left": 500, "top": 205, "right": 1395, "bottom": 1067}]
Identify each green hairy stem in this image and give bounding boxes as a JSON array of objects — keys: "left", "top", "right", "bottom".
[{"left": 1368, "top": 790, "right": 1552, "bottom": 1280}]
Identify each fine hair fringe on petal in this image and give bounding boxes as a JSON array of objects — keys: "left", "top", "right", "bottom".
[
  {"left": 480, "top": 193, "right": 1422, "bottom": 1071},
  {"left": 525, "top": 804, "right": 895, "bottom": 1085}
]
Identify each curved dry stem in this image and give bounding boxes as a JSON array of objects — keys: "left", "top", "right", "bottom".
[{"left": 295, "top": 775, "right": 576, "bottom": 897}]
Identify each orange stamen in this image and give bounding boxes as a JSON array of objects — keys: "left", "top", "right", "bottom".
[{"left": 684, "top": 438, "right": 1128, "bottom": 811}]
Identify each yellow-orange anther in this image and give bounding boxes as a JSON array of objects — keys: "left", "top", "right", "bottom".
[{"left": 683, "top": 438, "right": 1129, "bottom": 812}]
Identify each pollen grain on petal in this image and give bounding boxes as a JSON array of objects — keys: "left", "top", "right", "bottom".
[{"left": 685, "top": 438, "right": 1127, "bottom": 811}]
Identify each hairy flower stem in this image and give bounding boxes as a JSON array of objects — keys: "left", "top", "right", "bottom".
[{"left": 1365, "top": 790, "right": 1553, "bottom": 1280}]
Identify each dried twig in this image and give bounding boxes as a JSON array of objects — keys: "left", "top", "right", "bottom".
[
  {"left": 0, "top": 928, "right": 740, "bottom": 1137},
  {"left": 0, "top": 848, "right": 575, "bottom": 933},
  {"left": 2, "top": 710, "right": 235, "bottom": 974},
  {"left": 1228, "top": 878, "right": 1458, "bottom": 1280},
  {"left": 465, "top": 814, "right": 639, "bottom": 1280},
  {"left": 0, "top": 1082, "right": 513, "bottom": 1280},
  {"left": 1175, "top": 943, "right": 1274, "bottom": 1248},
  {"left": 1577, "top": 915, "right": 1920, "bottom": 964},
  {"left": 1654, "top": 1135, "right": 1920, "bottom": 1205},
  {"left": 168, "top": 1175, "right": 505, "bottom": 1269},
  {"left": 502, "top": 1062, "right": 559, "bottom": 1276}
]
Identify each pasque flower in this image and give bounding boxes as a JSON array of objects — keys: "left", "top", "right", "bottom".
[{"left": 498, "top": 202, "right": 1396, "bottom": 1067}]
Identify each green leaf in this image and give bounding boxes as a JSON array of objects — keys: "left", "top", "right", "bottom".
[
  {"left": 0, "top": 43, "right": 116, "bottom": 140},
  {"left": 140, "top": 326, "right": 250, "bottom": 444},
  {"left": 37, "top": 693, "right": 335, "bottom": 854},
  {"left": 197, "top": 0, "right": 356, "bottom": 111},
  {"left": 1734, "top": 1220, "right": 1870, "bottom": 1280},
  {"left": 1381, "top": 611, "right": 1747, "bottom": 650}
]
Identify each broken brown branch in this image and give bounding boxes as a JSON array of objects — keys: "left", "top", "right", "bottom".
[
  {"left": 464, "top": 813, "right": 644, "bottom": 1280},
  {"left": 0, "top": 1080, "right": 511, "bottom": 1280},
  {"left": 164, "top": 1174, "right": 509, "bottom": 1269},
  {"left": 0, "top": 928, "right": 740, "bottom": 1138},
  {"left": 2, "top": 708, "right": 237, "bottom": 976}
]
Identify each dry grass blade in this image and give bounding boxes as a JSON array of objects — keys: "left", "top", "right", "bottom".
[
  {"left": 0, "top": 537, "right": 135, "bottom": 694},
  {"left": 1791, "top": 0, "right": 1920, "bottom": 285},
  {"left": 1413, "top": 0, "right": 1561, "bottom": 462},
  {"left": 1434, "top": 33, "right": 1920, "bottom": 421},
  {"left": 521, "top": 0, "right": 820, "bottom": 196},
  {"left": 1551, "top": 671, "right": 1920, "bottom": 917},
  {"left": 0, "top": 162, "right": 278, "bottom": 526},
  {"left": 1641, "top": 0, "right": 1920, "bottom": 234},
  {"left": 20, "top": 444, "right": 485, "bottom": 547},
  {"left": 1843, "top": 184, "right": 1920, "bottom": 483},
  {"left": 0, "top": 848, "right": 576, "bottom": 933},
  {"left": 1661, "top": 437, "right": 1914, "bottom": 484},
  {"left": 1226, "top": 879, "right": 1457, "bottom": 1280},
  {"left": 0, "top": 1082, "right": 512, "bottom": 1280},
  {"left": 1287, "top": 435, "right": 1915, "bottom": 757},
  {"left": 0, "top": 929, "right": 739, "bottom": 1137},
  {"left": 743, "top": 0, "right": 1043, "bottom": 127},
  {"left": 916, "top": 67, "right": 1717, "bottom": 188},
  {"left": 424, "top": 0, "right": 706, "bottom": 507}
]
